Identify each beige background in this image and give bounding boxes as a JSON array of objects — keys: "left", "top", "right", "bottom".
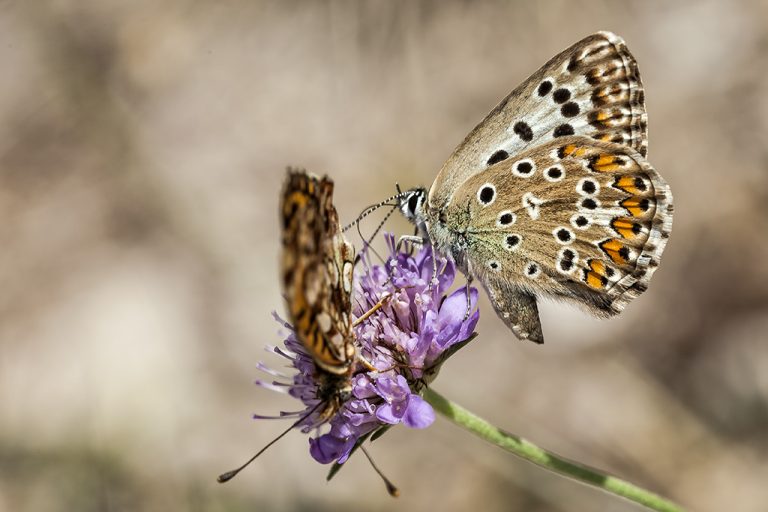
[{"left": 2, "top": 1, "right": 768, "bottom": 511}]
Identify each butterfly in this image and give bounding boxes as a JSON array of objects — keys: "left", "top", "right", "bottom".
[
  {"left": 281, "top": 168, "right": 357, "bottom": 418},
  {"left": 399, "top": 32, "right": 673, "bottom": 344},
  {"left": 218, "top": 170, "right": 387, "bottom": 485},
  {"left": 218, "top": 170, "right": 393, "bottom": 486}
]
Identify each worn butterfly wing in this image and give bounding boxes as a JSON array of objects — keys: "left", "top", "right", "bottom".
[
  {"left": 429, "top": 31, "right": 646, "bottom": 211},
  {"left": 280, "top": 169, "right": 356, "bottom": 375},
  {"left": 446, "top": 137, "right": 672, "bottom": 342}
]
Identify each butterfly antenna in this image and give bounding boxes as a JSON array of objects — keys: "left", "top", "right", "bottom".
[
  {"left": 364, "top": 203, "right": 399, "bottom": 249},
  {"left": 341, "top": 188, "right": 408, "bottom": 234},
  {"left": 361, "top": 444, "right": 399, "bottom": 497},
  {"left": 355, "top": 207, "right": 397, "bottom": 267},
  {"left": 217, "top": 402, "right": 323, "bottom": 483}
]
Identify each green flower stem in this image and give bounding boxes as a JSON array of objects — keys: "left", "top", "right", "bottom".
[{"left": 422, "top": 387, "right": 684, "bottom": 512}]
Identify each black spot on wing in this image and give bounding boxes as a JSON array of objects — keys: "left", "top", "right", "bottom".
[
  {"left": 537, "top": 80, "right": 553, "bottom": 96},
  {"left": 479, "top": 186, "right": 495, "bottom": 204},
  {"left": 487, "top": 150, "right": 509, "bottom": 166},
  {"left": 561, "top": 102, "right": 580, "bottom": 117},
  {"left": 513, "top": 121, "right": 534, "bottom": 142},
  {"left": 553, "top": 88, "right": 571, "bottom": 104},
  {"left": 553, "top": 124, "right": 575, "bottom": 137}
]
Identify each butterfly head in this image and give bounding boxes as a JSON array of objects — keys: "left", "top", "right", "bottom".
[
  {"left": 399, "top": 187, "right": 427, "bottom": 221},
  {"left": 398, "top": 187, "right": 430, "bottom": 234}
]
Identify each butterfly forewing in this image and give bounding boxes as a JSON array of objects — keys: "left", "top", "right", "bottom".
[
  {"left": 281, "top": 170, "right": 356, "bottom": 375},
  {"left": 429, "top": 31, "right": 647, "bottom": 211}
]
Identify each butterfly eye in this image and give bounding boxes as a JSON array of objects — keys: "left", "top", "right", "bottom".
[{"left": 407, "top": 193, "right": 419, "bottom": 215}]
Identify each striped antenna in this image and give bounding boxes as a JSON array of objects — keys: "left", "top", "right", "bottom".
[
  {"left": 341, "top": 186, "right": 408, "bottom": 233},
  {"left": 359, "top": 202, "right": 399, "bottom": 251}
]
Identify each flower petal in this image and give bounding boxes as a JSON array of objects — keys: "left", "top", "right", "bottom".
[
  {"left": 375, "top": 402, "right": 405, "bottom": 424},
  {"left": 309, "top": 434, "right": 355, "bottom": 464},
  {"left": 402, "top": 395, "right": 435, "bottom": 429}
]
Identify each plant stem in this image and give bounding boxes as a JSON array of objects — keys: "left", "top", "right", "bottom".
[{"left": 422, "top": 387, "right": 684, "bottom": 512}]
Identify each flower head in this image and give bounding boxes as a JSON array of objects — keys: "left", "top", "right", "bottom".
[{"left": 258, "top": 235, "right": 479, "bottom": 464}]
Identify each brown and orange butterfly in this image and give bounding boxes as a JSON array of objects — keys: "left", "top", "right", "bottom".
[
  {"left": 280, "top": 169, "right": 358, "bottom": 419},
  {"left": 217, "top": 169, "right": 367, "bottom": 484}
]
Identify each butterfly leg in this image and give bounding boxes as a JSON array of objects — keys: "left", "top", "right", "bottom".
[
  {"left": 463, "top": 275, "right": 474, "bottom": 321},
  {"left": 352, "top": 292, "right": 392, "bottom": 328},
  {"left": 396, "top": 235, "right": 440, "bottom": 287},
  {"left": 353, "top": 292, "right": 393, "bottom": 372},
  {"left": 395, "top": 235, "right": 425, "bottom": 253}
]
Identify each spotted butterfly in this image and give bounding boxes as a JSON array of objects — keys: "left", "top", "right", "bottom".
[{"left": 399, "top": 32, "right": 673, "bottom": 343}]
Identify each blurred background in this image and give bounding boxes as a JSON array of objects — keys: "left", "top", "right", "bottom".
[{"left": 1, "top": 1, "right": 767, "bottom": 511}]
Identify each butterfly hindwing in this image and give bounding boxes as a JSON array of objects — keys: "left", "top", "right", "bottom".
[
  {"left": 451, "top": 136, "right": 672, "bottom": 325},
  {"left": 482, "top": 278, "right": 544, "bottom": 343},
  {"left": 429, "top": 31, "right": 647, "bottom": 211}
]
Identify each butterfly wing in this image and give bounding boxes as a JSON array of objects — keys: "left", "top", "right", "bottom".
[
  {"left": 280, "top": 169, "right": 356, "bottom": 374},
  {"left": 481, "top": 279, "right": 544, "bottom": 343},
  {"left": 429, "top": 31, "right": 647, "bottom": 211},
  {"left": 446, "top": 137, "right": 672, "bottom": 342}
]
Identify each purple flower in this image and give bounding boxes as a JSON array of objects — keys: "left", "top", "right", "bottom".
[{"left": 257, "top": 235, "right": 479, "bottom": 465}]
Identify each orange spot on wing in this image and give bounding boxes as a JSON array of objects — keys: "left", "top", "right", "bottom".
[
  {"left": 583, "top": 259, "right": 613, "bottom": 289},
  {"left": 592, "top": 154, "right": 622, "bottom": 172},
  {"left": 562, "top": 144, "right": 589, "bottom": 158},
  {"left": 614, "top": 176, "right": 642, "bottom": 194},
  {"left": 611, "top": 218, "right": 638, "bottom": 239},
  {"left": 584, "top": 260, "right": 608, "bottom": 288},
  {"left": 599, "top": 239, "right": 630, "bottom": 265},
  {"left": 620, "top": 197, "right": 644, "bottom": 217},
  {"left": 589, "top": 259, "right": 606, "bottom": 275},
  {"left": 586, "top": 272, "right": 605, "bottom": 289}
]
